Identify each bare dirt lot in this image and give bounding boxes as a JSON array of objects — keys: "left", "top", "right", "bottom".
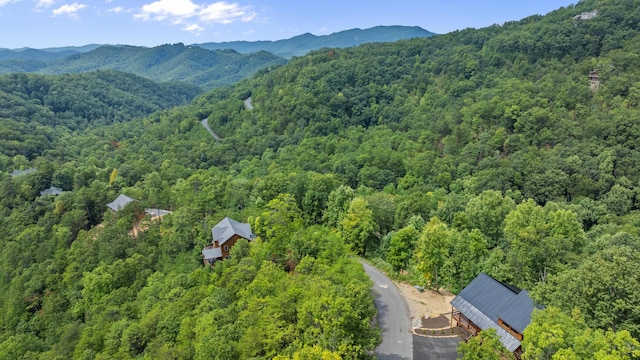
[{"left": 395, "top": 282, "right": 455, "bottom": 328}]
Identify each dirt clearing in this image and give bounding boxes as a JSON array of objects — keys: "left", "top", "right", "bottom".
[{"left": 395, "top": 282, "right": 455, "bottom": 328}]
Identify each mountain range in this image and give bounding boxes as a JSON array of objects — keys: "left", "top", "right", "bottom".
[
  {"left": 193, "top": 25, "right": 434, "bottom": 58},
  {"left": 2, "top": 0, "right": 640, "bottom": 358},
  {"left": 0, "top": 26, "right": 433, "bottom": 89}
]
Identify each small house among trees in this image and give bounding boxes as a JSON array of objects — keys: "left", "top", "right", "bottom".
[
  {"left": 202, "top": 217, "right": 255, "bottom": 266},
  {"left": 106, "top": 194, "right": 139, "bottom": 212},
  {"left": 40, "top": 186, "right": 63, "bottom": 196},
  {"left": 144, "top": 208, "right": 172, "bottom": 218},
  {"left": 573, "top": 10, "right": 597, "bottom": 21},
  {"left": 451, "top": 273, "right": 535, "bottom": 359},
  {"left": 589, "top": 69, "right": 600, "bottom": 90},
  {"left": 10, "top": 168, "right": 37, "bottom": 177}
]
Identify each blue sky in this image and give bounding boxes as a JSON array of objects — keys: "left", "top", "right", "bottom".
[{"left": 0, "top": 0, "right": 577, "bottom": 49}]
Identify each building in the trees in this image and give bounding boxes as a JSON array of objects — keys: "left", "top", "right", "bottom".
[
  {"left": 451, "top": 273, "right": 535, "bottom": 359},
  {"left": 144, "top": 208, "right": 172, "bottom": 218},
  {"left": 202, "top": 217, "right": 255, "bottom": 266},
  {"left": 10, "top": 168, "right": 37, "bottom": 177},
  {"left": 589, "top": 69, "right": 600, "bottom": 90},
  {"left": 106, "top": 194, "right": 139, "bottom": 212},
  {"left": 40, "top": 186, "right": 63, "bottom": 196},
  {"left": 573, "top": 10, "right": 597, "bottom": 21}
]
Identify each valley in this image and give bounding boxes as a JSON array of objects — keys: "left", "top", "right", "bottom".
[{"left": 1, "top": 0, "right": 640, "bottom": 359}]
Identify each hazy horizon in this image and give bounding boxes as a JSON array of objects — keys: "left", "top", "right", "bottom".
[{"left": 0, "top": 0, "right": 576, "bottom": 49}]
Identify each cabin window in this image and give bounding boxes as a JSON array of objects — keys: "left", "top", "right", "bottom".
[
  {"left": 223, "top": 245, "right": 229, "bottom": 252},
  {"left": 498, "top": 318, "right": 523, "bottom": 341}
]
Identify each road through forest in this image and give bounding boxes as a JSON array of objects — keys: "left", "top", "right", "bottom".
[{"left": 361, "top": 261, "right": 413, "bottom": 360}]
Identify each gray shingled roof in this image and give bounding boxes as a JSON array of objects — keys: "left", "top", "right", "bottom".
[
  {"left": 40, "top": 186, "right": 63, "bottom": 196},
  {"left": 10, "top": 168, "right": 37, "bottom": 177},
  {"left": 450, "top": 273, "right": 534, "bottom": 352},
  {"left": 106, "top": 194, "right": 138, "bottom": 212},
  {"left": 202, "top": 247, "right": 222, "bottom": 261},
  {"left": 145, "top": 208, "right": 172, "bottom": 217},
  {"left": 212, "top": 217, "right": 255, "bottom": 245}
]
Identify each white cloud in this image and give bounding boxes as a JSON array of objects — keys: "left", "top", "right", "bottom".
[
  {"left": 36, "top": 0, "right": 55, "bottom": 8},
  {"left": 136, "top": 0, "right": 199, "bottom": 21},
  {"left": 52, "top": 2, "right": 86, "bottom": 17},
  {"left": 107, "top": 6, "right": 124, "bottom": 13},
  {"left": 0, "top": 0, "right": 20, "bottom": 6},
  {"left": 199, "top": 2, "right": 255, "bottom": 24},
  {"left": 136, "top": 1, "right": 257, "bottom": 31},
  {"left": 184, "top": 23, "right": 203, "bottom": 33}
]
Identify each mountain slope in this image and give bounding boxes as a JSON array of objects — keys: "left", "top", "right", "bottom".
[
  {"left": 35, "top": 43, "right": 286, "bottom": 90},
  {"left": 0, "top": 70, "right": 201, "bottom": 159},
  {"left": 194, "top": 25, "right": 434, "bottom": 58},
  {"left": 3, "top": 1, "right": 640, "bottom": 359},
  {"left": 0, "top": 48, "right": 78, "bottom": 62}
]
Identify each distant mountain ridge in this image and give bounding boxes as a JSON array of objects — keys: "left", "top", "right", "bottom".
[
  {"left": 0, "top": 44, "right": 286, "bottom": 90},
  {"left": 0, "top": 25, "right": 434, "bottom": 88},
  {"left": 39, "top": 44, "right": 286, "bottom": 90},
  {"left": 193, "top": 25, "right": 435, "bottom": 58}
]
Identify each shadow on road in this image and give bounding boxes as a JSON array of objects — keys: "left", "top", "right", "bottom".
[{"left": 413, "top": 335, "right": 460, "bottom": 360}]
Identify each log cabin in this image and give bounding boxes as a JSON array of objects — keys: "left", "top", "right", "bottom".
[{"left": 451, "top": 273, "right": 535, "bottom": 359}]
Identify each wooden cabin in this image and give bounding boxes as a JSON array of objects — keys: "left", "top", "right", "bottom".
[
  {"left": 451, "top": 273, "right": 535, "bottom": 359},
  {"left": 202, "top": 217, "right": 255, "bottom": 266}
]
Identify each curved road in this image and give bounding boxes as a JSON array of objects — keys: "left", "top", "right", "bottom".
[
  {"left": 361, "top": 261, "right": 413, "bottom": 360},
  {"left": 200, "top": 118, "right": 221, "bottom": 142},
  {"left": 200, "top": 97, "right": 252, "bottom": 141}
]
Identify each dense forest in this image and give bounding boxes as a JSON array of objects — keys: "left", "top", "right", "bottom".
[
  {"left": 2, "top": 0, "right": 640, "bottom": 358},
  {"left": 0, "top": 70, "right": 202, "bottom": 161},
  {"left": 0, "top": 44, "right": 287, "bottom": 90}
]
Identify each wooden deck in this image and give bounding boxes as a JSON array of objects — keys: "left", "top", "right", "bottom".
[{"left": 452, "top": 310, "right": 481, "bottom": 339}]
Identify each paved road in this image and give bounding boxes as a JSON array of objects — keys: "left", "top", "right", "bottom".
[
  {"left": 200, "top": 97, "right": 251, "bottom": 140},
  {"left": 361, "top": 261, "right": 413, "bottom": 360},
  {"left": 413, "top": 335, "right": 460, "bottom": 360},
  {"left": 200, "top": 118, "right": 221, "bottom": 142}
]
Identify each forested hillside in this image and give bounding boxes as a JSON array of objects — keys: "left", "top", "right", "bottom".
[
  {"left": 0, "top": 44, "right": 286, "bottom": 90},
  {"left": 2, "top": 0, "right": 640, "bottom": 358},
  {"left": 0, "top": 70, "right": 201, "bottom": 161}
]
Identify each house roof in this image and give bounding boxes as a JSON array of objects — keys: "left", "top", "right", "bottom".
[
  {"left": 10, "top": 168, "right": 37, "bottom": 177},
  {"left": 145, "top": 208, "right": 172, "bottom": 217},
  {"left": 212, "top": 217, "right": 255, "bottom": 245},
  {"left": 40, "top": 186, "right": 63, "bottom": 196},
  {"left": 106, "top": 194, "right": 138, "bottom": 212},
  {"left": 500, "top": 290, "right": 534, "bottom": 334},
  {"left": 450, "top": 273, "right": 534, "bottom": 352},
  {"left": 202, "top": 247, "right": 222, "bottom": 261}
]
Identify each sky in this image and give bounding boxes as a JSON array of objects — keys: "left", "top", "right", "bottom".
[{"left": 0, "top": 0, "right": 578, "bottom": 49}]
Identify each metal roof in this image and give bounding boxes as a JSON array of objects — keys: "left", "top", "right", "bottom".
[
  {"left": 451, "top": 296, "right": 522, "bottom": 352},
  {"left": 202, "top": 247, "right": 222, "bottom": 260},
  {"left": 500, "top": 290, "right": 534, "bottom": 334},
  {"left": 212, "top": 217, "right": 255, "bottom": 245},
  {"left": 10, "top": 168, "right": 37, "bottom": 177},
  {"left": 40, "top": 186, "right": 63, "bottom": 196},
  {"left": 106, "top": 194, "right": 138, "bottom": 212},
  {"left": 450, "top": 273, "right": 534, "bottom": 352},
  {"left": 145, "top": 208, "right": 172, "bottom": 217}
]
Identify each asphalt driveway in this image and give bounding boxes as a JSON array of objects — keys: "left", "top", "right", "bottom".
[
  {"left": 413, "top": 335, "right": 460, "bottom": 360},
  {"left": 360, "top": 261, "right": 413, "bottom": 360}
]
